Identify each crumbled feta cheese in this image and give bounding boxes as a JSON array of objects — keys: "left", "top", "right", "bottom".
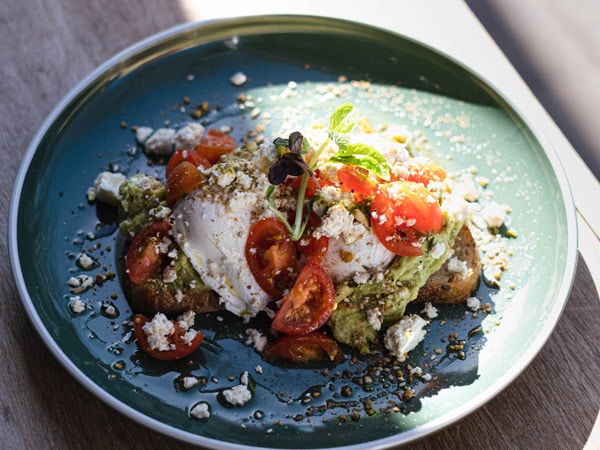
[
  {"left": 466, "top": 296, "right": 480, "bottom": 311},
  {"left": 367, "top": 309, "right": 383, "bottom": 331},
  {"left": 421, "top": 302, "right": 438, "bottom": 319},
  {"left": 229, "top": 71, "right": 247, "bottom": 86},
  {"left": 162, "top": 266, "right": 177, "bottom": 283},
  {"left": 142, "top": 313, "right": 175, "bottom": 351},
  {"left": 175, "top": 123, "right": 205, "bottom": 149},
  {"left": 92, "top": 171, "right": 126, "bottom": 206},
  {"left": 481, "top": 203, "right": 509, "bottom": 228},
  {"left": 454, "top": 178, "right": 479, "bottom": 202},
  {"left": 67, "top": 275, "right": 95, "bottom": 293},
  {"left": 245, "top": 328, "right": 267, "bottom": 353},
  {"left": 318, "top": 204, "right": 354, "bottom": 239},
  {"left": 429, "top": 242, "right": 446, "bottom": 259},
  {"left": 189, "top": 402, "right": 210, "bottom": 419},
  {"left": 135, "top": 126, "right": 154, "bottom": 144},
  {"left": 182, "top": 376, "right": 199, "bottom": 389},
  {"left": 68, "top": 296, "right": 86, "bottom": 314},
  {"left": 222, "top": 384, "right": 252, "bottom": 406},
  {"left": 384, "top": 314, "right": 428, "bottom": 361},
  {"left": 447, "top": 256, "right": 468, "bottom": 279},
  {"left": 144, "top": 128, "right": 175, "bottom": 155},
  {"left": 77, "top": 253, "right": 95, "bottom": 269},
  {"left": 353, "top": 271, "right": 371, "bottom": 285},
  {"left": 103, "top": 304, "right": 117, "bottom": 317}
]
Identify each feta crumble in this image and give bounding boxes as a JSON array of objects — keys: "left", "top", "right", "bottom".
[
  {"left": 182, "top": 376, "right": 199, "bottom": 390},
  {"left": 189, "top": 402, "right": 210, "bottom": 419},
  {"left": 466, "top": 296, "right": 481, "bottom": 311},
  {"left": 245, "top": 328, "right": 268, "bottom": 353},
  {"left": 175, "top": 123, "right": 205, "bottom": 149},
  {"left": 144, "top": 128, "right": 175, "bottom": 155},
  {"left": 447, "top": 256, "right": 468, "bottom": 279},
  {"left": 384, "top": 314, "right": 428, "bottom": 362},
  {"left": 222, "top": 372, "right": 253, "bottom": 407},
  {"left": 421, "top": 302, "right": 438, "bottom": 319},
  {"left": 68, "top": 296, "right": 86, "bottom": 314},
  {"left": 142, "top": 313, "right": 174, "bottom": 351},
  {"left": 91, "top": 171, "right": 126, "bottom": 206}
]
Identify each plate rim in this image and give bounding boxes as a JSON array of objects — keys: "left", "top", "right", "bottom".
[{"left": 8, "top": 14, "right": 579, "bottom": 450}]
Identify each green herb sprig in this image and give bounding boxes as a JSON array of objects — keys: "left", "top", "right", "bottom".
[{"left": 267, "top": 102, "right": 390, "bottom": 241}]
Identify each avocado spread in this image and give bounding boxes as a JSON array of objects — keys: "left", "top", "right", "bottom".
[
  {"left": 117, "top": 174, "right": 207, "bottom": 292},
  {"left": 328, "top": 212, "right": 464, "bottom": 353}
]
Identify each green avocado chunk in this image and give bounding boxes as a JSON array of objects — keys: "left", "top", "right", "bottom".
[
  {"left": 328, "top": 213, "right": 464, "bottom": 353},
  {"left": 117, "top": 173, "right": 207, "bottom": 291}
]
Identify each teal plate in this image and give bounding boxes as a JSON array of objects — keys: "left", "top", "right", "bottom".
[{"left": 9, "top": 15, "right": 577, "bottom": 449}]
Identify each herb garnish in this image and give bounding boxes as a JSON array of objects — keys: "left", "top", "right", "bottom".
[{"left": 266, "top": 102, "right": 390, "bottom": 240}]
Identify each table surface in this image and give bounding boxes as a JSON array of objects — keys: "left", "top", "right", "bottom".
[{"left": 2, "top": 1, "right": 599, "bottom": 449}]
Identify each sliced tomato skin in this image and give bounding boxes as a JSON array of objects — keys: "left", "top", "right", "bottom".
[
  {"left": 245, "top": 218, "right": 299, "bottom": 298},
  {"left": 271, "top": 263, "right": 336, "bottom": 336},
  {"left": 337, "top": 165, "right": 379, "bottom": 202},
  {"left": 166, "top": 148, "right": 211, "bottom": 178},
  {"left": 283, "top": 173, "right": 319, "bottom": 199},
  {"left": 297, "top": 233, "right": 329, "bottom": 265},
  {"left": 165, "top": 161, "right": 203, "bottom": 205},
  {"left": 370, "top": 181, "right": 444, "bottom": 257},
  {"left": 133, "top": 313, "right": 204, "bottom": 361},
  {"left": 263, "top": 332, "right": 345, "bottom": 364},
  {"left": 125, "top": 221, "right": 171, "bottom": 284},
  {"left": 287, "top": 209, "right": 329, "bottom": 265},
  {"left": 195, "top": 128, "right": 237, "bottom": 164},
  {"left": 398, "top": 158, "right": 447, "bottom": 186}
]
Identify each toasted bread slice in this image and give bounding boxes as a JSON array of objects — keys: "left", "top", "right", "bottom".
[
  {"left": 122, "top": 275, "right": 223, "bottom": 315},
  {"left": 414, "top": 224, "right": 481, "bottom": 304},
  {"left": 122, "top": 224, "right": 480, "bottom": 315}
]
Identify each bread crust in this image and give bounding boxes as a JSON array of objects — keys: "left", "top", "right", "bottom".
[
  {"left": 415, "top": 224, "right": 481, "bottom": 304},
  {"left": 122, "top": 273, "right": 223, "bottom": 315}
]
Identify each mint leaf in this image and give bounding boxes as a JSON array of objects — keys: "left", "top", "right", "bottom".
[{"left": 330, "top": 142, "right": 391, "bottom": 180}]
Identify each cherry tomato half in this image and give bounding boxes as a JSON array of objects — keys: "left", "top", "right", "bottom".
[
  {"left": 195, "top": 128, "right": 237, "bottom": 164},
  {"left": 125, "top": 220, "right": 171, "bottom": 284},
  {"left": 283, "top": 173, "right": 319, "bottom": 199},
  {"left": 271, "top": 263, "right": 336, "bottom": 335},
  {"left": 166, "top": 148, "right": 211, "bottom": 178},
  {"left": 262, "top": 332, "right": 346, "bottom": 364},
  {"left": 401, "top": 158, "right": 447, "bottom": 186},
  {"left": 133, "top": 313, "right": 204, "bottom": 361},
  {"left": 337, "top": 165, "right": 379, "bottom": 202},
  {"left": 245, "top": 217, "right": 299, "bottom": 298},
  {"left": 165, "top": 161, "right": 203, "bottom": 205},
  {"left": 370, "top": 181, "right": 444, "bottom": 257},
  {"left": 289, "top": 209, "right": 329, "bottom": 265}
]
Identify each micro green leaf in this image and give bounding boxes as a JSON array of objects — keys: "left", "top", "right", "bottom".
[{"left": 328, "top": 102, "right": 360, "bottom": 134}]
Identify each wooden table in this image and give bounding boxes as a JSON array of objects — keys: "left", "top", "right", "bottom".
[{"left": 2, "top": 1, "right": 599, "bottom": 448}]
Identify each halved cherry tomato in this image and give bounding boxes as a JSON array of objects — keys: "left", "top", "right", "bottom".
[
  {"left": 262, "top": 332, "right": 346, "bottom": 364},
  {"left": 337, "top": 165, "right": 379, "bottom": 202},
  {"left": 271, "top": 263, "right": 336, "bottom": 335},
  {"left": 245, "top": 218, "right": 299, "bottom": 298},
  {"left": 283, "top": 173, "right": 319, "bottom": 199},
  {"left": 297, "top": 233, "right": 329, "bottom": 265},
  {"left": 166, "top": 148, "right": 211, "bottom": 178},
  {"left": 165, "top": 161, "right": 203, "bottom": 204},
  {"left": 401, "top": 158, "right": 446, "bottom": 186},
  {"left": 289, "top": 209, "right": 329, "bottom": 265},
  {"left": 133, "top": 313, "right": 204, "bottom": 361},
  {"left": 370, "top": 181, "right": 444, "bottom": 257},
  {"left": 125, "top": 220, "right": 171, "bottom": 284},
  {"left": 195, "top": 128, "right": 237, "bottom": 164}
]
